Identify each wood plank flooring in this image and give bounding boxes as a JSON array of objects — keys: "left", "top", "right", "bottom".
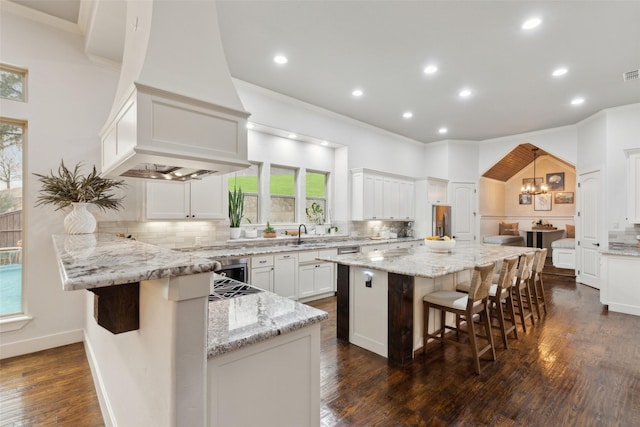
[{"left": 2, "top": 265, "right": 639, "bottom": 426}]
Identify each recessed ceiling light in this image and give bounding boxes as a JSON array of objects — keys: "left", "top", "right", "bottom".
[
  {"left": 423, "top": 65, "right": 438, "bottom": 75},
  {"left": 246, "top": 123, "right": 255, "bottom": 129},
  {"left": 403, "top": 111, "right": 413, "bottom": 119},
  {"left": 438, "top": 127, "right": 448, "bottom": 134},
  {"left": 570, "top": 97, "right": 585, "bottom": 106},
  {"left": 273, "top": 55, "right": 288, "bottom": 65},
  {"left": 459, "top": 88, "right": 472, "bottom": 98},
  {"left": 321, "top": 141, "right": 329, "bottom": 146},
  {"left": 287, "top": 133, "right": 297, "bottom": 139},
  {"left": 522, "top": 17, "right": 542, "bottom": 30},
  {"left": 552, "top": 67, "right": 568, "bottom": 77},
  {"left": 352, "top": 89, "right": 363, "bottom": 97}
]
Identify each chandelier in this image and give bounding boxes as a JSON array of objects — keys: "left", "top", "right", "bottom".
[{"left": 520, "top": 148, "right": 548, "bottom": 195}]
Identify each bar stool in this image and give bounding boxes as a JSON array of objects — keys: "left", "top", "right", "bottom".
[
  {"left": 489, "top": 256, "right": 520, "bottom": 349},
  {"left": 530, "top": 248, "right": 548, "bottom": 320},
  {"left": 423, "top": 263, "right": 496, "bottom": 374},
  {"left": 512, "top": 252, "right": 536, "bottom": 333}
]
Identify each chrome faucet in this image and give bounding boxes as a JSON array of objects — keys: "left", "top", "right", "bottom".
[{"left": 298, "top": 224, "right": 307, "bottom": 245}]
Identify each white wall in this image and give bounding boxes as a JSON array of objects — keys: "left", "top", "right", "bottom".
[
  {"left": 0, "top": 12, "right": 119, "bottom": 357},
  {"left": 448, "top": 141, "right": 479, "bottom": 182}
]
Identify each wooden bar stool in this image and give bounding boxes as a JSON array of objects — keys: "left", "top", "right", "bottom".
[
  {"left": 423, "top": 263, "right": 496, "bottom": 374},
  {"left": 530, "top": 248, "right": 548, "bottom": 320},
  {"left": 488, "top": 256, "right": 520, "bottom": 349},
  {"left": 512, "top": 252, "right": 536, "bottom": 333}
]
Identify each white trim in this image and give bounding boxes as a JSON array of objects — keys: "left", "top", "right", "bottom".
[
  {"left": 0, "top": 328, "right": 83, "bottom": 360},
  {"left": 0, "top": 314, "right": 32, "bottom": 333},
  {"left": 84, "top": 331, "right": 116, "bottom": 427}
]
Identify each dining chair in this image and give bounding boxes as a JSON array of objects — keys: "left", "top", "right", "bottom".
[
  {"left": 530, "top": 248, "right": 548, "bottom": 320},
  {"left": 423, "top": 263, "right": 496, "bottom": 374},
  {"left": 511, "top": 252, "right": 536, "bottom": 333}
]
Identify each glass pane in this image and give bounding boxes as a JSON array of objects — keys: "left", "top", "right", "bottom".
[
  {"left": 0, "top": 120, "right": 23, "bottom": 316},
  {"left": 228, "top": 164, "right": 259, "bottom": 193},
  {"left": 0, "top": 66, "right": 26, "bottom": 101},
  {"left": 306, "top": 172, "right": 326, "bottom": 198},
  {"left": 270, "top": 167, "right": 295, "bottom": 196},
  {"left": 270, "top": 196, "right": 295, "bottom": 223},
  {"left": 243, "top": 194, "right": 258, "bottom": 224},
  {"left": 305, "top": 199, "right": 325, "bottom": 224}
]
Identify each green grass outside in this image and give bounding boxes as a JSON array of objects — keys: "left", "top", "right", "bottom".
[{"left": 228, "top": 173, "right": 325, "bottom": 197}]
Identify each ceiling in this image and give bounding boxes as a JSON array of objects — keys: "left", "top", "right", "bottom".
[{"left": 7, "top": 0, "right": 640, "bottom": 144}]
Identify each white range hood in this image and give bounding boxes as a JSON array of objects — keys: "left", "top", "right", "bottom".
[{"left": 100, "top": 0, "right": 250, "bottom": 181}]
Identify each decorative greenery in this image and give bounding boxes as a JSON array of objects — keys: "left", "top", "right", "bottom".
[
  {"left": 305, "top": 201, "right": 324, "bottom": 225},
  {"left": 34, "top": 160, "right": 125, "bottom": 211},
  {"left": 228, "top": 184, "right": 244, "bottom": 228},
  {"left": 263, "top": 221, "right": 275, "bottom": 233}
]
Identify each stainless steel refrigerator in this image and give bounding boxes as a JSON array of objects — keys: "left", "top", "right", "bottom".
[{"left": 432, "top": 205, "right": 451, "bottom": 237}]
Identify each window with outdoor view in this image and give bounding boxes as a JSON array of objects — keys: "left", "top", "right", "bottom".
[
  {"left": 305, "top": 171, "right": 327, "bottom": 226},
  {"left": 0, "top": 118, "right": 25, "bottom": 316},
  {"left": 227, "top": 163, "right": 260, "bottom": 224},
  {"left": 0, "top": 64, "right": 27, "bottom": 102},
  {"left": 270, "top": 166, "right": 296, "bottom": 223}
]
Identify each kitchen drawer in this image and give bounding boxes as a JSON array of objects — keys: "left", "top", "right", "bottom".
[
  {"left": 318, "top": 248, "right": 337, "bottom": 258},
  {"left": 298, "top": 250, "right": 319, "bottom": 264},
  {"left": 252, "top": 255, "right": 274, "bottom": 268}
]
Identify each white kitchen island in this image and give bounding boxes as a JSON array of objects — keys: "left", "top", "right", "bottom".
[
  {"left": 52, "top": 234, "right": 327, "bottom": 427},
  {"left": 318, "top": 243, "right": 534, "bottom": 365},
  {"left": 600, "top": 244, "right": 640, "bottom": 317}
]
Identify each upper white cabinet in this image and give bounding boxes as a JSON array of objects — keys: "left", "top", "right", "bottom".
[
  {"left": 352, "top": 169, "right": 414, "bottom": 220},
  {"left": 427, "top": 178, "right": 448, "bottom": 204},
  {"left": 146, "top": 175, "right": 226, "bottom": 219},
  {"left": 626, "top": 149, "right": 640, "bottom": 224}
]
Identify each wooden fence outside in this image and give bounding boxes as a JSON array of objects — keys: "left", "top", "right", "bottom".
[{"left": 0, "top": 210, "right": 22, "bottom": 248}]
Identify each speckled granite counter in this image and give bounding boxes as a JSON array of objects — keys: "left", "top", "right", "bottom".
[
  {"left": 602, "top": 244, "right": 640, "bottom": 257},
  {"left": 207, "top": 290, "right": 328, "bottom": 358},
  {"left": 52, "top": 233, "right": 221, "bottom": 291},
  {"left": 317, "top": 243, "right": 535, "bottom": 278},
  {"left": 176, "top": 236, "right": 422, "bottom": 259}
]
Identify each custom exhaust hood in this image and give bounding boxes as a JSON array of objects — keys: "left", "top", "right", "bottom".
[{"left": 100, "top": 0, "right": 250, "bottom": 181}]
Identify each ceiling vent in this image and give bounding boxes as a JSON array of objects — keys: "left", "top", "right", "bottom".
[{"left": 623, "top": 69, "right": 639, "bottom": 81}]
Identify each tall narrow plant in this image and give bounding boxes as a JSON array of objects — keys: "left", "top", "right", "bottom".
[{"left": 228, "top": 184, "right": 244, "bottom": 228}]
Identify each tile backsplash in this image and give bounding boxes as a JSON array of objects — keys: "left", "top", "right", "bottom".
[{"left": 98, "top": 220, "right": 229, "bottom": 248}]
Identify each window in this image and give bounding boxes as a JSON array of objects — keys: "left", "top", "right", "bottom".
[
  {"left": 269, "top": 166, "right": 296, "bottom": 223},
  {"left": 227, "top": 164, "right": 260, "bottom": 224},
  {"left": 0, "top": 64, "right": 27, "bottom": 102},
  {"left": 305, "top": 171, "right": 327, "bottom": 224},
  {"left": 0, "top": 118, "right": 25, "bottom": 316}
]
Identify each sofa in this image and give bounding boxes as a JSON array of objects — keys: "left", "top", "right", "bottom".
[{"left": 483, "top": 222, "right": 525, "bottom": 247}]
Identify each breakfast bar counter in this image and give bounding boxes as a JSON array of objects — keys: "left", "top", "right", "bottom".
[{"left": 318, "top": 243, "right": 535, "bottom": 365}]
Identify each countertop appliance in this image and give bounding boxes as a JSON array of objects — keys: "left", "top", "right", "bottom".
[
  {"left": 432, "top": 205, "right": 452, "bottom": 238},
  {"left": 215, "top": 257, "right": 248, "bottom": 284}
]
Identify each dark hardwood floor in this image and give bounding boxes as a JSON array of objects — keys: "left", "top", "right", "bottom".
[{"left": 2, "top": 265, "right": 639, "bottom": 426}]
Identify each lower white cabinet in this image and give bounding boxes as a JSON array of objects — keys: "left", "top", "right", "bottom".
[
  {"left": 274, "top": 253, "right": 298, "bottom": 300},
  {"left": 250, "top": 255, "right": 274, "bottom": 292},
  {"left": 298, "top": 249, "right": 337, "bottom": 300},
  {"left": 360, "top": 243, "right": 389, "bottom": 254},
  {"left": 388, "top": 241, "right": 420, "bottom": 250},
  {"left": 601, "top": 254, "right": 640, "bottom": 316}
]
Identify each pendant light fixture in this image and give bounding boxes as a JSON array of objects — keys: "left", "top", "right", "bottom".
[{"left": 520, "top": 148, "right": 548, "bottom": 195}]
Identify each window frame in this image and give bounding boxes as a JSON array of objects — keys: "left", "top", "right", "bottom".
[
  {"left": 0, "top": 63, "right": 28, "bottom": 102},
  {"left": 268, "top": 165, "right": 298, "bottom": 225},
  {"left": 305, "top": 170, "right": 329, "bottom": 225}
]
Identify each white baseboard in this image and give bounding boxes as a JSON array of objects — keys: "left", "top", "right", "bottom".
[
  {"left": 0, "top": 329, "right": 84, "bottom": 359},
  {"left": 83, "top": 331, "right": 116, "bottom": 427}
]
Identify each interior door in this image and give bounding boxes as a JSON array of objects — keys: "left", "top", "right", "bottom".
[
  {"left": 577, "top": 169, "right": 602, "bottom": 289},
  {"left": 451, "top": 182, "right": 476, "bottom": 242}
]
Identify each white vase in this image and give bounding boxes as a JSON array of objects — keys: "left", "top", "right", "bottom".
[
  {"left": 230, "top": 227, "right": 242, "bottom": 239},
  {"left": 64, "top": 202, "right": 96, "bottom": 234}
]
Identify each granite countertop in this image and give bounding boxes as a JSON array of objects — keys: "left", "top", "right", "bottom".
[
  {"left": 178, "top": 236, "right": 422, "bottom": 259},
  {"left": 52, "top": 234, "right": 221, "bottom": 291},
  {"left": 317, "top": 243, "right": 536, "bottom": 278},
  {"left": 602, "top": 244, "right": 640, "bottom": 257},
  {"left": 207, "top": 291, "right": 328, "bottom": 358}
]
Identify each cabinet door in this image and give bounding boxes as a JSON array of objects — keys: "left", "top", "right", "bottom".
[
  {"left": 146, "top": 180, "right": 190, "bottom": 219},
  {"left": 298, "top": 264, "right": 316, "bottom": 298},
  {"left": 383, "top": 178, "right": 399, "bottom": 219},
  {"left": 251, "top": 266, "right": 274, "bottom": 292},
  {"left": 373, "top": 176, "right": 384, "bottom": 219},
  {"left": 362, "top": 174, "right": 376, "bottom": 219},
  {"left": 274, "top": 254, "right": 298, "bottom": 300},
  {"left": 190, "top": 175, "right": 225, "bottom": 219},
  {"left": 398, "top": 181, "right": 415, "bottom": 220},
  {"left": 427, "top": 179, "right": 448, "bottom": 204},
  {"left": 627, "top": 150, "right": 640, "bottom": 224},
  {"left": 314, "top": 262, "right": 334, "bottom": 294}
]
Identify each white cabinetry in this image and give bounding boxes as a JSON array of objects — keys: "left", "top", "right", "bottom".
[
  {"left": 352, "top": 169, "right": 414, "bottom": 220},
  {"left": 349, "top": 266, "right": 388, "bottom": 358},
  {"left": 388, "top": 240, "right": 421, "bottom": 250},
  {"left": 250, "top": 255, "right": 274, "bottom": 292},
  {"left": 601, "top": 254, "right": 640, "bottom": 316},
  {"left": 626, "top": 149, "right": 640, "bottom": 224},
  {"left": 298, "top": 249, "right": 337, "bottom": 301},
  {"left": 146, "top": 175, "right": 225, "bottom": 219},
  {"left": 274, "top": 253, "right": 298, "bottom": 300},
  {"left": 360, "top": 243, "right": 389, "bottom": 254},
  {"left": 427, "top": 178, "right": 448, "bottom": 204}
]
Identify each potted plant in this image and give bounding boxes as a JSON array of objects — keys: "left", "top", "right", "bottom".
[
  {"left": 228, "top": 184, "right": 244, "bottom": 239},
  {"left": 263, "top": 221, "right": 276, "bottom": 238},
  {"left": 34, "top": 160, "right": 125, "bottom": 234},
  {"left": 305, "top": 202, "right": 325, "bottom": 235}
]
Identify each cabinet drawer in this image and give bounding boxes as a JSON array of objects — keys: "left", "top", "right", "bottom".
[
  {"left": 318, "top": 248, "right": 337, "bottom": 258},
  {"left": 298, "top": 250, "right": 319, "bottom": 264},
  {"left": 252, "top": 255, "right": 274, "bottom": 268}
]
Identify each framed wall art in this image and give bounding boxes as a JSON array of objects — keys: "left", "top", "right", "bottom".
[
  {"left": 546, "top": 172, "right": 565, "bottom": 191},
  {"left": 519, "top": 193, "right": 532, "bottom": 205},
  {"left": 554, "top": 192, "right": 574, "bottom": 204},
  {"left": 522, "top": 177, "right": 544, "bottom": 187},
  {"left": 534, "top": 193, "right": 552, "bottom": 211}
]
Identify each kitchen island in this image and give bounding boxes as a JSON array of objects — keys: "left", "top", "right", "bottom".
[
  {"left": 52, "top": 234, "right": 327, "bottom": 427},
  {"left": 600, "top": 243, "right": 640, "bottom": 317},
  {"left": 318, "top": 243, "right": 535, "bottom": 365}
]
